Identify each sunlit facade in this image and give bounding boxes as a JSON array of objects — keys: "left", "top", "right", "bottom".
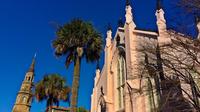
[{"left": 90, "top": 0, "right": 200, "bottom": 112}]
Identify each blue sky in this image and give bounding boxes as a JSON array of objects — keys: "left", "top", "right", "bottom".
[{"left": 0, "top": 0, "right": 197, "bottom": 112}]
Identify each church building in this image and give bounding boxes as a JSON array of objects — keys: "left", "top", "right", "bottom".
[
  {"left": 12, "top": 56, "right": 70, "bottom": 112},
  {"left": 12, "top": 56, "right": 35, "bottom": 112},
  {"left": 90, "top": 0, "right": 200, "bottom": 112}
]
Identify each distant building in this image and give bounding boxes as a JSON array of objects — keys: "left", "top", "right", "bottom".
[
  {"left": 12, "top": 56, "right": 35, "bottom": 112},
  {"left": 11, "top": 56, "right": 72, "bottom": 112},
  {"left": 90, "top": 0, "right": 200, "bottom": 112}
]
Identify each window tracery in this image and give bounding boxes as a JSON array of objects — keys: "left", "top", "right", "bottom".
[{"left": 117, "top": 55, "right": 126, "bottom": 109}]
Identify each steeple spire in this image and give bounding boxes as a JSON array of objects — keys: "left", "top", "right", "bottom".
[
  {"left": 28, "top": 53, "right": 36, "bottom": 72},
  {"left": 12, "top": 54, "right": 35, "bottom": 112}
]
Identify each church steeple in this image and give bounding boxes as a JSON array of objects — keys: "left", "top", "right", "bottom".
[
  {"left": 12, "top": 55, "right": 36, "bottom": 112},
  {"left": 28, "top": 53, "right": 36, "bottom": 72}
]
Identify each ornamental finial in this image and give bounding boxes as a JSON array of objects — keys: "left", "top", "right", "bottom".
[
  {"left": 157, "top": 0, "right": 162, "bottom": 10},
  {"left": 126, "top": 0, "right": 131, "bottom": 6},
  {"left": 107, "top": 23, "right": 112, "bottom": 31},
  {"left": 195, "top": 15, "right": 200, "bottom": 23},
  {"left": 118, "top": 18, "right": 124, "bottom": 27}
]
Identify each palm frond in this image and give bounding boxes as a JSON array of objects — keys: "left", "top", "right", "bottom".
[
  {"left": 52, "top": 18, "right": 103, "bottom": 65},
  {"left": 34, "top": 74, "right": 71, "bottom": 107}
]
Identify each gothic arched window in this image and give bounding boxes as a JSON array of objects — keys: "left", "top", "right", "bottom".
[{"left": 117, "top": 55, "right": 126, "bottom": 109}]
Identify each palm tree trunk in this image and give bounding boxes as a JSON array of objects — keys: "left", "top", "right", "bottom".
[{"left": 70, "top": 56, "right": 81, "bottom": 112}]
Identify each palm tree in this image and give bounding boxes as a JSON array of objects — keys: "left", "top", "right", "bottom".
[
  {"left": 52, "top": 19, "right": 103, "bottom": 112},
  {"left": 35, "top": 74, "right": 70, "bottom": 111}
]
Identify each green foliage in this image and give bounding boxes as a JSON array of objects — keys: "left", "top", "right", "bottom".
[
  {"left": 77, "top": 107, "right": 89, "bottom": 112},
  {"left": 52, "top": 18, "right": 103, "bottom": 112},
  {"left": 35, "top": 74, "right": 71, "bottom": 108},
  {"left": 52, "top": 18, "right": 103, "bottom": 68}
]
